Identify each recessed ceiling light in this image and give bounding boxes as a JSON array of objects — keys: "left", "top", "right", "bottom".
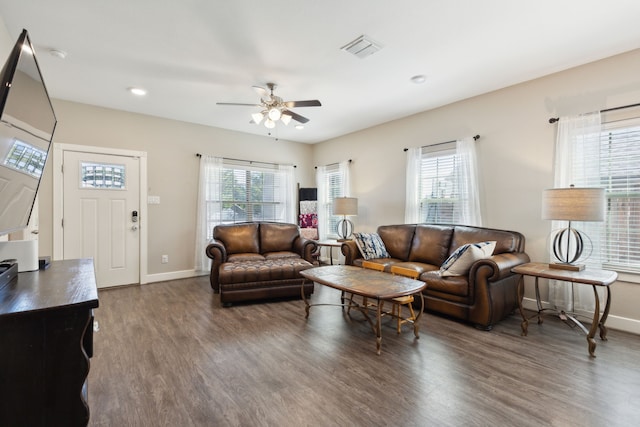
[
  {"left": 49, "top": 49, "right": 67, "bottom": 59},
  {"left": 295, "top": 125, "right": 304, "bottom": 130},
  {"left": 128, "top": 87, "right": 147, "bottom": 96},
  {"left": 410, "top": 75, "right": 426, "bottom": 84}
]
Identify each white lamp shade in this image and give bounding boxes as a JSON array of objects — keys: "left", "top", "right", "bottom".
[
  {"left": 542, "top": 187, "right": 605, "bottom": 221},
  {"left": 333, "top": 197, "right": 358, "bottom": 216},
  {"left": 264, "top": 118, "right": 276, "bottom": 129},
  {"left": 281, "top": 113, "right": 292, "bottom": 125},
  {"left": 268, "top": 108, "right": 282, "bottom": 121},
  {"left": 251, "top": 112, "right": 264, "bottom": 124}
]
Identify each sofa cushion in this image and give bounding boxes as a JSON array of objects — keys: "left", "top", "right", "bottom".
[
  {"left": 219, "top": 258, "right": 313, "bottom": 284},
  {"left": 214, "top": 223, "right": 260, "bottom": 255},
  {"left": 408, "top": 224, "right": 454, "bottom": 265},
  {"left": 440, "top": 241, "right": 496, "bottom": 276},
  {"left": 422, "top": 270, "right": 470, "bottom": 297},
  {"left": 260, "top": 223, "right": 299, "bottom": 253},
  {"left": 227, "top": 253, "right": 265, "bottom": 262},
  {"left": 450, "top": 226, "right": 520, "bottom": 255},
  {"left": 378, "top": 225, "right": 416, "bottom": 260},
  {"left": 264, "top": 251, "right": 301, "bottom": 259},
  {"left": 353, "top": 232, "right": 391, "bottom": 260}
]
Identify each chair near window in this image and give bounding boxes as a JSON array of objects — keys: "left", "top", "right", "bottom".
[{"left": 360, "top": 261, "right": 420, "bottom": 334}]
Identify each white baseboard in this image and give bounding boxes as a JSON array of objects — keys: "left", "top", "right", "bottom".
[
  {"left": 522, "top": 297, "right": 640, "bottom": 335},
  {"left": 143, "top": 269, "right": 207, "bottom": 284}
]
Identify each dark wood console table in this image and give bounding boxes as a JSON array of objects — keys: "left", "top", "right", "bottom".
[{"left": 0, "top": 258, "right": 99, "bottom": 426}]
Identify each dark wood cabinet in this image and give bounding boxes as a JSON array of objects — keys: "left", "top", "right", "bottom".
[{"left": 0, "top": 259, "right": 99, "bottom": 426}]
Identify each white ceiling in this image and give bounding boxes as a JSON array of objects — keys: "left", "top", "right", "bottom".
[{"left": 1, "top": 1, "right": 640, "bottom": 144}]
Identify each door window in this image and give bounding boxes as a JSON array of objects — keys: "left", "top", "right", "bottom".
[{"left": 80, "top": 162, "right": 126, "bottom": 189}]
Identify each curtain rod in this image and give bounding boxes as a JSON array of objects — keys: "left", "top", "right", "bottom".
[
  {"left": 195, "top": 153, "right": 296, "bottom": 168},
  {"left": 548, "top": 102, "right": 640, "bottom": 124},
  {"left": 314, "top": 159, "right": 352, "bottom": 169},
  {"left": 403, "top": 134, "right": 480, "bottom": 151}
]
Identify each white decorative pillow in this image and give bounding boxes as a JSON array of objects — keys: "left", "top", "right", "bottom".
[
  {"left": 440, "top": 241, "right": 496, "bottom": 277},
  {"left": 353, "top": 232, "right": 390, "bottom": 260}
]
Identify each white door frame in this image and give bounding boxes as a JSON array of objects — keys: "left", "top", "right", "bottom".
[{"left": 52, "top": 143, "right": 149, "bottom": 284}]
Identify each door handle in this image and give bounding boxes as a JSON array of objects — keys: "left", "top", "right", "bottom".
[{"left": 131, "top": 225, "right": 138, "bottom": 231}]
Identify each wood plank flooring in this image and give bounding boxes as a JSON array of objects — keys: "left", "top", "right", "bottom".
[{"left": 88, "top": 276, "right": 640, "bottom": 427}]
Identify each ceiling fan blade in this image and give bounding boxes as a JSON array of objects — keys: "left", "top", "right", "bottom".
[
  {"left": 283, "top": 109, "right": 310, "bottom": 124},
  {"left": 216, "top": 102, "right": 262, "bottom": 107},
  {"left": 284, "top": 100, "right": 322, "bottom": 108},
  {"left": 252, "top": 85, "right": 271, "bottom": 102}
]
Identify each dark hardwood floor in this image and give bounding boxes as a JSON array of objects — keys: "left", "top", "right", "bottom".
[{"left": 89, "top": 276, "right": 640, "bottom": 427}]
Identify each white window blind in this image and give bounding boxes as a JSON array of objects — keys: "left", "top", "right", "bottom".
[
  {"left": 419, "top": 143, "right": 459, "bottom": 223},
  {"left": 600, "top": 118, "right": 640, "bottom": 271},
  {"left": 217, "top": 161, "right": 286, "bottom": 224},
  {"left": 572, "top": 116, "right": 640, "bottom": 272}
]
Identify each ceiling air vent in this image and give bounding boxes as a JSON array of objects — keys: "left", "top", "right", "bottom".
[{"left": 340, "top": 35, "right": 382, "bottom": 59}]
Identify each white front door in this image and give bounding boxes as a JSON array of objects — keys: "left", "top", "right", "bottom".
[{"left": 62, "top": 150, "right": 140, "bottom": 288}]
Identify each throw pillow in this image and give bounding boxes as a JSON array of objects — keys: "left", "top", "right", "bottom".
[
  {"left": 353, "top": 232, "right": 390, "bottom": 260},
  {"left": 440, "top": 241, "right": 496, "bottom": 276}
]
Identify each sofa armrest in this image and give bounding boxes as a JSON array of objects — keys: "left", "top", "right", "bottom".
[
  {"left": 293, "top": 236, "right": 318, "bottom": 263},
  {"left": 341, "top": 240, "right": 362, "bottom": 265},
  {"left": 205, "top": 239, "right": 227, "bottom": 292},
  {"left": 473, "top": 252, "right": 531, "bottom": 282},
  {"left": 205, "top": 238, "right": 227, "bottom": 262}
]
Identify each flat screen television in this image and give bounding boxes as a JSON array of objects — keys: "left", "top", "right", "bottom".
[{"left": 0, "top": 29, "right": 57, "bottom": 236}]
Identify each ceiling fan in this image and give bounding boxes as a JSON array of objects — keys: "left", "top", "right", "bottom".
[{"left": 217, "top": 83, "right": 321, "bottom": 129}]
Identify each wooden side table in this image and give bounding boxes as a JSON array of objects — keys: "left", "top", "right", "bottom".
[
  {"left": 511, "top": 262, "right": 617, "bottom": 357},
  {"left": 315, "top": 239, "right": 343, "bottom": 265}
]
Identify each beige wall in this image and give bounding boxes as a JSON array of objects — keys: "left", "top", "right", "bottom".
[
  {"left": 312, "top": 48, "right": 640, "bottom": 332},
  {"left": 1, "top": 19, "right": 638, "bottom": 332},
  {"left": 40, "top": 102, "right": 315, "bottom": 275}
]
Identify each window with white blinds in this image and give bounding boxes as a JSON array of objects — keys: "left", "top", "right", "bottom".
[
  {"left": 323, "top": 164, "right": 343, "bottom": 237},
  {"left": 599, "top": 118, "right": 640, "bottom": 272},
  {"left": 572, "top": 116, "right": 640, "bottom": 272},
  {"left": 419, "top": 143, "right": 459, "bottom": 224},
  {"left": 218, "top": 162, "right": 284, "bottom": 224}
]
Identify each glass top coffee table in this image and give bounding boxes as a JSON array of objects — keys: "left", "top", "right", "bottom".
[{"left": 300, "top": 265, "right": 427, "bottom": 355}]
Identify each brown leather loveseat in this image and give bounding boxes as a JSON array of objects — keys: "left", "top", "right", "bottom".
[
  {"left": 341, "top": 224, "right": 530, "bottom": 330},
  {"left": 205, "top": 222, "right": 317, "bottom": 305}
]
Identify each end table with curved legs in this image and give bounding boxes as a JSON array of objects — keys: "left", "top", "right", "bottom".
[{"left": 512, "top": 262, "right": 617, "bottom": 357}]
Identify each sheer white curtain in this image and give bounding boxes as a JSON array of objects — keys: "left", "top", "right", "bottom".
[
  {"left": 339, "top": 160, "right": 351, "bottom": 197},
  {"left": 404, "top": 147, "right": 421, "bottom": 224},
  {"left": 549, "top": 112, "right": 605, "bottom": 312},
  {"left": 316, "top": 165, "right": 328, "bottom": 241},
  {"left": 455, "top": 137, "right": 482, "bottom": 226},
  {"left": 276, "top": 164, "right": 296, "bottom": 223},
  {"left": 194, "top": 155, "right": 223, "bottom": 272}
]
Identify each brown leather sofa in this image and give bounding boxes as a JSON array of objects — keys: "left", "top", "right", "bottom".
[
  {"left": 205, "top": 222, "right": 317, "bottom": 305},
  {"left": 341, "top": 224, "right": 530, "bottom": 330}
]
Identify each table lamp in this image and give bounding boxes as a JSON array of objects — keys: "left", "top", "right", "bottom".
[
  {"left": 333, "top": 197, "right": 358, "bottom": 241},
  {"left": 542, "top": 185, "right": 605, "bottom": 271}
]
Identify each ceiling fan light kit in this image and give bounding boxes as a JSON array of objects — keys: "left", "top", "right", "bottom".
[{"left": 218, "top": 82, "right": 321, "bottom": 130}]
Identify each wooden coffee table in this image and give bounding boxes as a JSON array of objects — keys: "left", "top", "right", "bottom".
[{"left": 299, "top": 265, "right": 427, "bottom": 355}]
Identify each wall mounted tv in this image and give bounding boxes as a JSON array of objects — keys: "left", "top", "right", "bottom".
[{"left": 0, "top": 29, "right": 57, "bottom": 236}]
